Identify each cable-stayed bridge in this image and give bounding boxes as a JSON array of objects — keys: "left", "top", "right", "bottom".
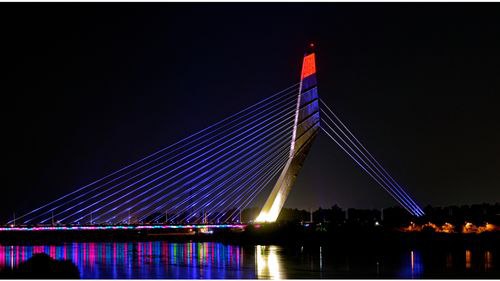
[{"left": 5, "top": 45, "right": 424, "bottom": 230}]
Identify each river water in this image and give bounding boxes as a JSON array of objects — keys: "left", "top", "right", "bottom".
[{"left": 0, "top": 241, "right": 497, "bottom": 278}]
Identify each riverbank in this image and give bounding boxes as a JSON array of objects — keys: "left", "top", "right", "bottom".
[{"left": 1, "top": 222, "right": 498, "bottom": 252}]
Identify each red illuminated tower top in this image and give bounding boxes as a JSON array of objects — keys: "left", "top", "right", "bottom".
[{"left": 301, "top": 43, "right": 316, "bottom": 80}]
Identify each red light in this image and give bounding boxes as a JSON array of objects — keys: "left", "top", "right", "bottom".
[{"left": 301, "top": 53, "right": 316, "bottom": 79}]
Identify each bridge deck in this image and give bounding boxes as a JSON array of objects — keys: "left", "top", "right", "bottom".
[{"left": 0, "top": 224, "right": 246, "bottom": 232}]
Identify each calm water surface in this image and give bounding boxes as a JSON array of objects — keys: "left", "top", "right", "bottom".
[{"left": 0, "top": 241, "right": 498, "bottom": 278}]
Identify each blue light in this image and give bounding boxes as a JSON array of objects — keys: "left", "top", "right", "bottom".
[
  {"left": 163, "top": 126, "right": 293, "bottom": 222},
  {"left": 130, "top": 109, "right": 296, "bottom": 223},
  {"left": 83, "top": 96, "right": 297, "bottom": 224},
  {"left": 17, "top": 83, "right": 299, "bottom": 225}
]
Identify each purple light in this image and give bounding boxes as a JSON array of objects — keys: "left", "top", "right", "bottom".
[
  {"left": 205, "top": 148, "right": 290, "bottom": 223},
  {"left": 0, "top": 224, "right": 246, "bottom": 232},
  {"left": 321, "top": 126, "right": 421, "bottom": 216},
  {"left": 179, "top": 143, "right": 290, "bottom": 222},
  {"left": 320, "top": 100, "right": 423, "bottom": 215},
  {"left": 160, "top": 128, "right": 293, "bottom": 223},
  {"left": 320, "top": 116, "right": 417, "bottom": 214},
  {"left": 320, "top": 99, "right": 424, "bottom": 216},
  {"left": 222, "top": 154, "right": 290, "bottom": 222},
  {"left": 124, "top": 110, "right": 296, "bottom": 223},
  {"left": 80, "top": 101, "right": 297, "bottom": 224},
  {"left": 18, "top": 84, "right": 300, "bottom": 225}
]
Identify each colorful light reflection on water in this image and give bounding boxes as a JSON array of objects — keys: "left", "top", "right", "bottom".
[
  {"left": 0, "top": 242, "right": 249, "bottom": 279},
  {"left": 0, "top": 242, "right": 496, "bottom": 278},
  {"left": 398, "top": 250, "right": 424, "bottom": 278}
]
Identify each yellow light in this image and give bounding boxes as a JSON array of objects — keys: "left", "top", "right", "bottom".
[
  {"left": 485, "top": 251, "right": 492, "bottom": 270},
  {"left": 268, "top": 246, "right": 282, "bottom": 279},
  {"left": 255, "top": 245, "right": 282, "bottom": 279},
  {"left": 465, "top": 250, "right": 471, "bottom": 269},
  {"left": 256, "top": 193, "right": 283, "bottom": 222},
  {"left": 411, "top": 251, "right": 414, "bottom": 271},
  {"left": 256, "top": 246, "right": 266, "bottom": 277}
]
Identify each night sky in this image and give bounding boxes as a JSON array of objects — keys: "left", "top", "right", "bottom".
[{"left": 2, "top": 3, "right": 499, "bottom": 222}]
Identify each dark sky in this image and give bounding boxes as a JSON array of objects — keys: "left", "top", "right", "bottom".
[{"left": 2, "top": 3, "right": 499, "bottom": 222}]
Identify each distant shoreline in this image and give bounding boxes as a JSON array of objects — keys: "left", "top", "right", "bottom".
[{"left": 1, "top": 223, "right": 498, "bottom": 251}]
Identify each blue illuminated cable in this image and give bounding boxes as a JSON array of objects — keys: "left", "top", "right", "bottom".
[
  {"left": 320, "top": 99, "right": 423, "bottom": 215},
  {"left": 138, "top": 126, "right": 292, "bottom": 223},
  {"left": 232, "top": 160, "right": 286, "bottom": 222},
  {"left": 320, "top": 125, "right": 416, "bottom": 216},
  {"left": 158, "top": 141, "right": 290, "bottom": 223},
  {"left": 89, "top": 105, "right": 296, "bottom": 224},
  {"left": 37, "top": 86, "right": 299, "bottom": 224},
  {"left": 14, "top": 83, "right": 299, "bottom": 224},
  {"left": 126, "top": 105, "right": 295, "bottom": 220},
  {"left": 179, "top": 141, "right": 291, "bottom": 220},
  {"left": 39, "top": 98, "right": 297, "bottom": 224},
  {"left": 320, "top": 100, "right": 423, "bottom": 215},
  {"left": 199, "top": 140, "right": 291, "bottom": 218},
  {"left": 225, "top": 154, "right": 290, "bottom": 221},
  {"left": 321, "top": 105, "right": 415, "bottom": 210},
  {"left": 121, "top": 126, "right": 292, "bottom": 223},
  {"left": 206, "top": 145, "right": 290, "bottom": 222},
  {"left": 77, "top": 91, "right": 299, "bottom": 223},
  {"left": 66, "top": 96, "right": 298, "bottom": 224},
  {"left": 214, "top": 155, "right": 289, "bottom": 222},
  {"left": 324, "top": 116, "right": 423, "bottom": 216},
  {"left": 210, "top": 152, "right": 290, "bottom": 221},
  {"left": 23, "top": 85, "right": 300, "bottom": 224},
  {"left": 321, "top": 115, "right": 415, "bottom": 215},
  {"left": 321, "top": 125, "right": 417, "bottom": 216},
  {"left": 166, "top": 136, "right": 292, "bottom": 223},
  {"left": 71, "top": 107, "right": 297, "bottom": 224},
  {"left": 321, "top": 117, "right": 417, "bottom": 215},
  {"left": 128, "top": 113, "right": 296, "bottom": 223},
  {"left": 158, "top": 135, "right": 292, "bottom": 222},
  {"left": 321, "top": 119, "right": 417, "bottom": 216},
  {"left": 160, "top": 142, "right": 288, "bottom": 223},
  {"left": 320, "top": 108, "right": 422, "bottom": 216}
]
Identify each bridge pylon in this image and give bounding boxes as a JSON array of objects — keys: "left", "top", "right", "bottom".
[{"left": 256, "top": 45, "right": 320, "bottom": 222}]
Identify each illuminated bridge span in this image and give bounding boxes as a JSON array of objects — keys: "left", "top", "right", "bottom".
[{"left": 7, "top": 45, "right": 423, "bottom": 227}]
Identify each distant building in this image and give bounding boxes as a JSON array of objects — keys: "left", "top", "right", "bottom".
[{"left": 347, "top": 208, "right": 381, "bottom": 226}]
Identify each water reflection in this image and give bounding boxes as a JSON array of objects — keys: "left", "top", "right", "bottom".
[
  {"left": 485, "top": 250, "right": 492, "bottom": 270},
  {"left": 466, "top": 249, "right": 472, "bottom": 269},
  {"left": 446, "top": 253, "right": 453, "bottom": 269},
  {"left": 0, "top": 242, "right": 247, "bottom": 279},
  {"left": 399, "top": 250, "right": 423, "bottom": 278},
  {"left": 319, "top": 246, "right": 323, "bottom": 271},
  {"left": 410, "top": 250, "right": 423, "bottom": 278},
  {"left": 0, "top": 242, "right": 496, "bottom": 278},
  {"left": 255, "top": 245, "right": 283, "bottom": 279}
]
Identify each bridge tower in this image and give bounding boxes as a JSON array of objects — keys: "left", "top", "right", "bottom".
[{"left": 256, "top": 45, "right": 320, "bottom": 222}]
